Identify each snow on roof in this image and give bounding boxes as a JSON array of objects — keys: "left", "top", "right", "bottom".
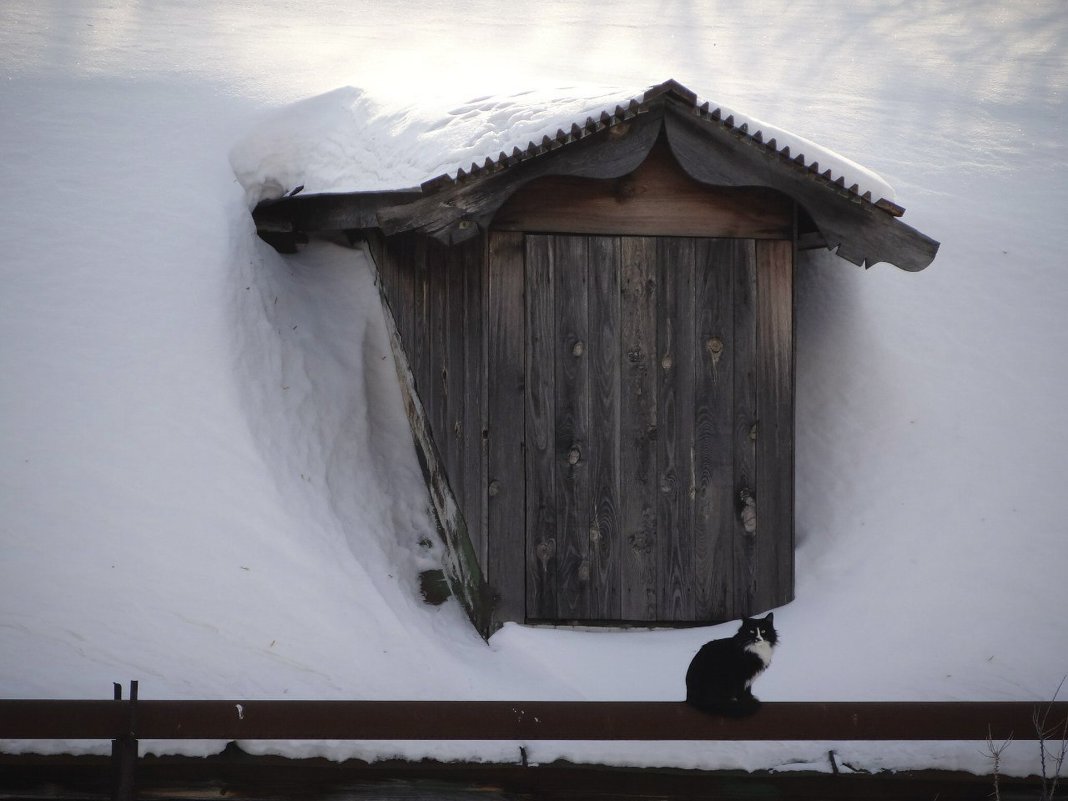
[{"left": 231, "top": 80, "right": 897, "bottom": 212}]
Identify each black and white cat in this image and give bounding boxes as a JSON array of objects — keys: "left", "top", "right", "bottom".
[{"left": 685, "top": 613, "right": 777, "bottom": 716}]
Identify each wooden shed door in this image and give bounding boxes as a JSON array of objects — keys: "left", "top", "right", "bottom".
[{"left": 501, "top": 232, "right": 786, "bottom": 624}]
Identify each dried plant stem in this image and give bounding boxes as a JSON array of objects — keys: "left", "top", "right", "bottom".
[
  {"left": 1034, "top": 676, "right": 1067, "bottom": 801},
  {"left": 984, "top": 724, "right": 1013, "bottom": 801}
]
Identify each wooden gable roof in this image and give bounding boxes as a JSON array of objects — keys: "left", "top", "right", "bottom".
[{"left": 254, "top": 79, "right": 938, "bottom": 271}]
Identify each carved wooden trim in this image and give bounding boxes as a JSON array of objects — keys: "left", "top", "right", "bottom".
[
  {"left": 662, "top": 107, "right": 938, "bottom": 270},
  {"left": 491, "top": 140, "right": 794, "bottom": 239}
]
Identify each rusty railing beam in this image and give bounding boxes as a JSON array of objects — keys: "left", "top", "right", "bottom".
[{"left": 1, "top": 700, "right": 1064, "bottom": 742}]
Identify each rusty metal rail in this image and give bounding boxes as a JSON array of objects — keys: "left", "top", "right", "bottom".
[
  {"left": 3, "top": 687, "right": 1066, "bottom": 801},
  {"left": 2, "top": 698, "right": 1065, "bottom": 742}
]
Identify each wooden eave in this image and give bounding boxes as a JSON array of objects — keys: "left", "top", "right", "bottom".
[
  {"left": 253, "top": 188, "right": 423, "bottom": 253},
  {"left": 252, "top": 79, "right": 939, "bottom": 271}
]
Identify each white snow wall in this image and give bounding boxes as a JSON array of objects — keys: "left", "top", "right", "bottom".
[{"left": 2, "top": 0, "right": 1067, "bottom": 775}]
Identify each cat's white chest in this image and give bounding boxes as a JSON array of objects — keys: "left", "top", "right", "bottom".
[{"left": 745, "top": 639, "right": 774, "bottom": 669}]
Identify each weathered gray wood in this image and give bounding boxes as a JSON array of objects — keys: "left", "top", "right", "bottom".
[
  {"left": 731, "top": 240, "right": 759, "bottom": 617},
  {"left": 376, "top": 111, "right": 664, "bottom": 243},
  {"left": 366, "top": 239, "right": 491, "bottom": 635},
  {"left": 252, "top": 189, "right": 423, "bottom": 234},
  {"left": 619, "top": 236, "right": 658, "bottom": 621},
  {"left": 552, "top": 235, "right": 591, "bottom": 619},
  {"left": 394, "top": 234, "right": 418, "bottom": 371},
  {"left": 428, "top": 240, "right": 450, "bottom": 487},
  {"left": 492, "top": 141, "right": 793, "bottom": 240},
  {"left": 364, "top": 231, "right": 391, "bottom": 304},
  {"left": 371, "top": 233, "right": 412, "bottom": 373},
  {"left": 524, "top": 234, "right": 557, "bottom": 620},
  {"left": 444, "top": 243, "right": 468, "bottom": 547},
  {"left": 655, "top": 237, "right": 696, "bottom": 620},
  {"left": 361, "top": 114, "right": 812, "bottom": 628},
  {"left": 411, "top": 236, "right": 432, "bottom": 418},
  {"left": 373, "top": 233, "right": 791, "bottom": 628},
  {"left": 663, "top": 107, "right": 938, "bottom": 271},
  {"left": 587, "top": 236, "right": 622, "bottom": 620},
  {"left": 486, "top": 231, "right": 527, "bottom": 629},
  {"left": 461, "top": 237, "right": 486, "bottom": 570},
  {"left": 693, "top": 239, "right": 736, "bottom": 622},
  {"left": 754, "top": 239, "right": 795, "bottom": 613}
]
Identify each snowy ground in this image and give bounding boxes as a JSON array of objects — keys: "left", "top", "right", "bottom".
[{"left": 2, "top": 0, "right": 1067, "bottom": 777}]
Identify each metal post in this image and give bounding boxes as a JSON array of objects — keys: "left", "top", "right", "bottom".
[{"left": 110, "top": 681, "right": 138, "bottom": 801}]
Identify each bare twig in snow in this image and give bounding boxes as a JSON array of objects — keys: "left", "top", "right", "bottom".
[
  {"left": 1034, "top": 676, "right": 1068, "bottom": 801},
  {"left": 984, "top": 723, "right": 1014, "bottom": 801}
]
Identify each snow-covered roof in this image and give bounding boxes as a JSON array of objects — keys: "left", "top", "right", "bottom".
[
  {"left": 422, "top": 79, "right": 904, "bottom": 215},
  {"left": 249, "top": 80, "right": 938, "bottom": 271}
]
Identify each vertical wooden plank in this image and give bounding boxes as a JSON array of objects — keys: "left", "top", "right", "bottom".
[
  {"left": 406, "top": 235, "right": 460, "bottom": 548},
  {"left": 619, "top": 236, "right": 658, "bottom": 622},
  {"left": 429, "top": 240, "right": 451, "bottom": 489},
  {"left": 693, "top": 239, "right": 737, "bottom": 622},
  {"left": 393, "top": 236, "right": 412, "bottom": 363},
  {"left": 524, "top": 234, "right": 557, "bottom": 620},
  {"left": 486, "top": 231, "right": 527, "bottom": 629},
  {"left": 587, "top": 236, "right": 622, "bottom": 621},
  {"left": 754, "top": 239, "right": 795, "bottom": 613},
  {"left": 655, "top": 237, "right": 696, "bottom": 621},
  {"left": 411, "top": 235, "right": 432, "bottom": 417},
  {"left": 732, "top": 240, "right": 759, "bottom": 617},
  {"left": 553, "top": 235, "right": 591, "bottom": 620},
  {"left": 365, "top": 232, "right": 396, "bottom": 323},
  {"left": 462, "top": 235, "right": 486, "bottom": 572},
  {"left": 384, "top": 233, "right": 417, "bottom": 375},
  {"left": 443, "top": 240, "right": 469, "bottom": 556}
]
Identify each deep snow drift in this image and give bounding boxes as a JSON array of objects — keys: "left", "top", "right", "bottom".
[{"left": 2, "top": 0, "right": 1067, "bottom": 777}]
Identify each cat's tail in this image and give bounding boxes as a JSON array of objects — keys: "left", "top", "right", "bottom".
[{"left": 685, "top": 696, "right": 762, "bottom": 718}]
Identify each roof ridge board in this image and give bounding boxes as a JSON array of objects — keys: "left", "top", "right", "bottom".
[{"left": 642, "top": 78, "right": 698, "bottom": 105}]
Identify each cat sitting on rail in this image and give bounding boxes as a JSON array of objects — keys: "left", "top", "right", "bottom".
[{"left": 685, "top": 613, "right": 777, "bottom": 717}]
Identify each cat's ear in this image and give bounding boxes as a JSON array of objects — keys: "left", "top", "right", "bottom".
[{"left": 763, "top": 613, "right": 774, "bottom": 624}]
